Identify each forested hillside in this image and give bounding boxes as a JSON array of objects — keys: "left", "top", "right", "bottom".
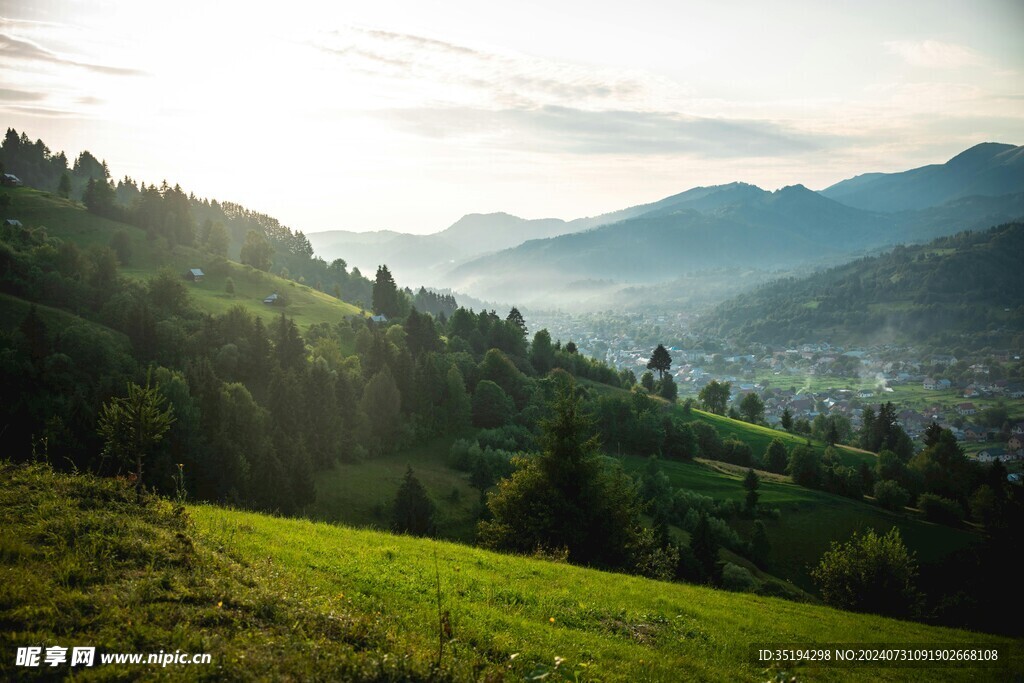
[{"left": 698, "top": 223, "right": 1024, "bottom": 347}]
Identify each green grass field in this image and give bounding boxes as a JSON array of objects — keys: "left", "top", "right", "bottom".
[
  {"left": 615, "top": 455, "right": 979, "bottom": 591},
  {"left": 679, "top": 407, "right": 876, "bottom": 468},
  {"left": 0, "top": 292, "right": 132, "bottom": 351},
  {"left": 3, "top": 462, "right": 1018, "bottom": 681},
  {"left": 309, "top": 436, "right": 483, "bottom": 542},
  {"left": 3, "top": 188, "right": 362, "bottom": 331}
]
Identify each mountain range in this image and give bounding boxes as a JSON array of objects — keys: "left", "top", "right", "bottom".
[{"left": 307, "top": 143, "right": 1024, "bottom": 309}]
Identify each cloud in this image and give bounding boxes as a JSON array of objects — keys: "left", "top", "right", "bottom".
[
  {"left": 0, "top": 32, "right": 144, "bottom": 76},
  {"left": 384, "top": 105, "right": 835, "bottom": 158},
  {"left": 355, "top": 27, "right": 487, "bottom": 59},
  {"left": 314, "top": 25, "right": 676, "bottom": 111},
  {"left": 884, "top": 40, "right": 985, "bottom": 69},
  {"left": 0, "top": 104, "right": 81, "bottom": 118},
  {"left": 0, "top": 87, "right": 44, "bottom": 101},
  {"left": 318, "top": 44, "right": 413, "bottom": 70}
]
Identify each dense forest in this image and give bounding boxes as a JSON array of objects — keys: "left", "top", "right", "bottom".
[{"left": 698, "top": 223, "right": 1024, "bottom": 347}]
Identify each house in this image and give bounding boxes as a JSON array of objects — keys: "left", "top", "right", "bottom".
[
  {"left": 1008, "top": 434, "right": 1024, "bottom": 454},
  {"left": 857, "top": 390, "right": 875, "bottom": 399},
  {"left": 185, "top": 268, "right": 205, "bottom": 282},
  {"left": 937, "top": 379, "right": 952, "bottom": 390},
  {"left": 370, "top": 314, "right": 388, "bottom": 323},
  {"left": 1, "top": 173, "right": 22, "bottom": 187},
  {"left": 977, "top": 448, "right": 1008, "bottom": 463},
  {"left": 1009, "top": 385, "right": 1024, "bottom": 399},
  {"left": 898, "top": 409, "right": 926, "bottom": 430},
  {"left": 3, "top": 218, "right": 22, "bottom": 228},
  {"left": 923, "top": 377, "right": 939, "bottom": 390},
  {"left": 956, "top": 402, "right": 977, "bottom": 416},
  {"left": 788, "top": 398, "right": 814, "bottom": 413},
  {"left": 1012, "top": 422, "right": 1024, "bottom": 435},
  {"left": 263, "top": 292, "right": 279, "bottom": 305},
  {"left": 962, "top": 424, "right": 987, "bottom": 442}
]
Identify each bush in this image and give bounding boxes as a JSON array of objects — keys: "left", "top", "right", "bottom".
[
  {"left": 811, "top": 528, "right": 919, "bottom": 617},
  {"left": 787, "top": 446, "right": 822, "bottom": 488},
  {"left": 917, "top": 493, "right": 964, "bottom": 526},
  {"left": 873, "top": 480, "right": 909, "bottom": 511},
  {"left": 721, "top": 563, "right": 757, "bottom": 592},
  {"left": 476, "top": 424, "right": 534, "bottom": 452},
  {"left": 691, "top": 421, "right": 723, "bottom": 460},
  {"left": 471, "top": 380, "right": 514, "bottom": 429},
  {"left": 763, "top": 438, "right": 788, "bottom": 474},
  {"left": 720, "top": 439, "right": 753, "bottom": 467}
]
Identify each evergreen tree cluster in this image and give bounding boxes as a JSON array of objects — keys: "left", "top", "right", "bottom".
[{"left": 0, "top": 128, "right": 102, "bottom": 197}]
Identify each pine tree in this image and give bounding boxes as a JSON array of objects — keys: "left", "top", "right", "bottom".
[
  {"left": 647, "top": 344, "right": 672, "bottom": 380},
  {"left": 506, "top": 307, "right": 527, "bottom": 337},
  {"left": 18, "top": 304, "right": 48, "bottom": 366},
  {"left": 97, "top": 375, "right": 176, "bottom": 498},
  {"left": 372, "top": 265, "right": 400, "bottom": 318},
  {"left": 443, "top": 365, "right": 471, "bottom": 431},
  {"left": 479, "top": 380, "right": 642, "bottom": 568},
  {"left": 57, "top": 171, "right": 71, "bottom": 198},
  {"left": 690, "top": 513, "right": 719, "bottom": 584},
  {"left": 743, "top": 468, "right": 759, "bottom": 512},
  {"left": 752, "top": 520, "right": 771, "bottom": 564},
  {"left": 392, "top": 466, "right": 435, "bottom": 536}
]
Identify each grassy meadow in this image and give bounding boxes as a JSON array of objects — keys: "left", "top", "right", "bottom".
[
  {"left": 3, "top": 188, "right": 362, "bottom": 331},
  {"left": 2, "top": 461, "right": 1018, "bottom": 682}
]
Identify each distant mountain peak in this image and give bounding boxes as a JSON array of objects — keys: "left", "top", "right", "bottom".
[
  {"left": 946, "top": 142, "right": 1017, "bottom": 167},
  {"left": 822, "top": 142, "right": 1024, "bottom": 212}
]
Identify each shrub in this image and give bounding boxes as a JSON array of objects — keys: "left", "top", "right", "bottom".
[
  {"left": 690, "top": 421, "right": 722, "bottom": 460},
  {"left": 471, "top": 380, "right": 514, "bottom": 429},
  {"left": 720, "top": 439, "right": 753, "bottom": 467},
  {"left": 811, "top": 528, "right": 919, "bottom": 617},
  {"left": 917, "top": 493, "right": 964, "bottom": 526},
  {"left": 763, "top": 438, "right": 788, "bottom": 474},
  {"left": 721, "top": 563, "right": 757, "bottom": 592},
  {"left": 787, "top": 446, "right": 822, "bottom": 488},
  {"left": 873, "top": 480, "right": 909, "bottom": 511}
]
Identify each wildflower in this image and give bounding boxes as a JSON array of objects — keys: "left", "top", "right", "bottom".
[
  {"left": 549, "top": 617, "right": 555, "bottom": 624},
  {"left": 217, "top": 601, "right": 223, "bottom": 608}
]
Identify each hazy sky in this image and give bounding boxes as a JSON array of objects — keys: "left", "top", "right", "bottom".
[{"left": 2, "top": 0, "right": 1022, "bottom": 234}]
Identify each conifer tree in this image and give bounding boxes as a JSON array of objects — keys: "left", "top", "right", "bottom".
[
  {"left": 392, "top": 466, "right": 435, "bottom": 536},
  {"left": 647, "top": 344, "right": 672, "bottom": 380}
]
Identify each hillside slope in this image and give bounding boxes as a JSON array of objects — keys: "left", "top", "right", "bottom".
[
  {"left": 2, "top": 462, "right": 1017, "bottom": 682},
  {"left": 2, "top": 187, "right": 363, "bottom": 329},
  {"left": 697, "top": 222, "right": 1024, "bottom": 346}
]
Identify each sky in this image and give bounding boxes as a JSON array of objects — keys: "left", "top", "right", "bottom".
[{"left": 2, "top": 0, "right": 1023, "bottom": 234}]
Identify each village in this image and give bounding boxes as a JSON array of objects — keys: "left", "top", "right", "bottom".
[{"left": 527, "top": 310, "right": 1024, "bottom": 471}]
